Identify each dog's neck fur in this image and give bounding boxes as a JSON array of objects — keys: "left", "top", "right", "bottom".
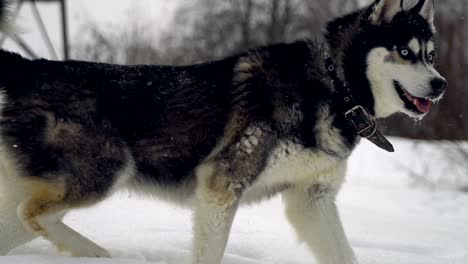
[
  {"left": 325, "top": 6, "right": 377, "bottom": 117},
  {"left": 320, "top": 14, "right": 396, "bottom": 152}
]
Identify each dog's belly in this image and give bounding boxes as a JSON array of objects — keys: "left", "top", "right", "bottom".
[
  {"left": 124, "top": 136, "right": 348, "bottom": 207},
  {"left": 126, "top": 175, "right": 197, "bottom": 207}
]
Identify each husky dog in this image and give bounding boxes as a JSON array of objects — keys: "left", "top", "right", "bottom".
[{"left": 0, "top": 0, "right": 446, "bottom": 263}]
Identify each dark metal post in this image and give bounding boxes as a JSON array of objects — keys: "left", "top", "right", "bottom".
[
  {"left": 60, "top": 0, "right": 69, "bottom": 60},
  {"left": 31, "top": 0, "right": 58, "bottom": 59}
]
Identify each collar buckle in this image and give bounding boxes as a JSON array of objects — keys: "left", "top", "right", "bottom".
[{"left": 344, "top": 106, "right": 375, "bottom": 137}]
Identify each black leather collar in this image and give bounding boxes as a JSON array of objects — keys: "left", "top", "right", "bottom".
[{"left": 322, "top": 50, "right": 394, "bottom": 152}]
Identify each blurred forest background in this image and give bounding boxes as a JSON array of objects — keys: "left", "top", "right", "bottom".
[{"left": 72, "top": 0, "right": 468, "bottom": 141}]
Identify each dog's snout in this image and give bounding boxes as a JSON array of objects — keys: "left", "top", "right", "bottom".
[{"left": 431, "top": 77, "right": 447, "bottom": 95}]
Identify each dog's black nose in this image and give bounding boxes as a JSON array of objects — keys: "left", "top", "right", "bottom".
[{"left": 431, "top": 78, "right": 448, "bottom": 95}]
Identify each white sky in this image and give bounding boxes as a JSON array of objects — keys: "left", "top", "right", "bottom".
[{"left": 2, "top": 0, "right": 179, "bottom": 60}]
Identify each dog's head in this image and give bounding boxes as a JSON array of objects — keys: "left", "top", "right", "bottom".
[{"left": 329, "top": 0, "right": 447, "bottom": 119}]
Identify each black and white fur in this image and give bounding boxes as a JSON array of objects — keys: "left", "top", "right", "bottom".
[{"left": 0, "top": 0, "right": 446, "bottom": 263}]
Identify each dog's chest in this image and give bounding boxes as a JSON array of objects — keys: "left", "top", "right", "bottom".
[
  {"left": 241, "top": 142, "right": 347, "bottom": 204},
  {"left": 241, "top": 104, "right": 351, "bottom": 202},
  {"left": 241, "top": 107, "right": 351, "bottom": 203}
]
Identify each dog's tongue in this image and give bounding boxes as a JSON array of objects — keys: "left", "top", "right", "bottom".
[{"left": 415, "top": 98, "right": 431, "bottom": 113}]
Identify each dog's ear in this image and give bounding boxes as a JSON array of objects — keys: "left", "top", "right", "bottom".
[
  {"left": 411, "top": 0, "right": 435, "bottom": 25},
  {"left": 369, "top": 0, "right": 403, "bottom": 25}
]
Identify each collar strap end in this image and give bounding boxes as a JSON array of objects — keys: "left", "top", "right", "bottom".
[{"left": 344, "top": 106, "right": 395, "bottom": 152}]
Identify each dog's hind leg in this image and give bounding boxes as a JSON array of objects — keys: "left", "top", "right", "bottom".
[
  {"left": 0, "top": 192, "right": 38, "bottom": 255},
  {"left": 16, "top": 179, "right": 111, "bottom": 258},
  {"left": 283, "top": 163, "right": 358, "bottom": 264},
  {"left": 0, "top": 163, "right": 41, "bottom": 255}
]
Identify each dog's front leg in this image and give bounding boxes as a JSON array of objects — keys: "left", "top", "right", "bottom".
[
  {"left": 192, "top": 162, "right": 241, "bottom": 264},
  {"left": 283, "top": 182, "right": 358, "bottom": 264},
  {"left": 191, "top": 123, "right": 273, "bottom": 263}
]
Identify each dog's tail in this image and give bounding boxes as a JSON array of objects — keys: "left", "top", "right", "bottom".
[{"left": 0, "top": 0, "right": 31, "bottom": 91}]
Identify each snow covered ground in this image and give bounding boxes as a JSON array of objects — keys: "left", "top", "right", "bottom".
[{"left": 2, "top": 138, "right": 468, "bottom": 264}]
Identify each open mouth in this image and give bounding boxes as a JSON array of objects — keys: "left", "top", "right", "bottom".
[{"left": 394, "top": 81, "right": 432, "bottom": 114}]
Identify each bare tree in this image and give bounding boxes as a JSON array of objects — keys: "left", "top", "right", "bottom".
[
  {"left": 242, "top": 0, "right": 254, "bottom": 47},
  {"left": 73, "top": 19, "right": 161, "bottom": 65},
  {"left": 159, "top": 0, "right": 360, "bottom": 65}
]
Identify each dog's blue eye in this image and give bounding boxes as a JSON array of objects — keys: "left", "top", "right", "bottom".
[
  {"left": 427, "top": 53, "right": 435, "bottom": 64},
  {"left": 400, "top": 49, "right": 410, "bottom": 57}
]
